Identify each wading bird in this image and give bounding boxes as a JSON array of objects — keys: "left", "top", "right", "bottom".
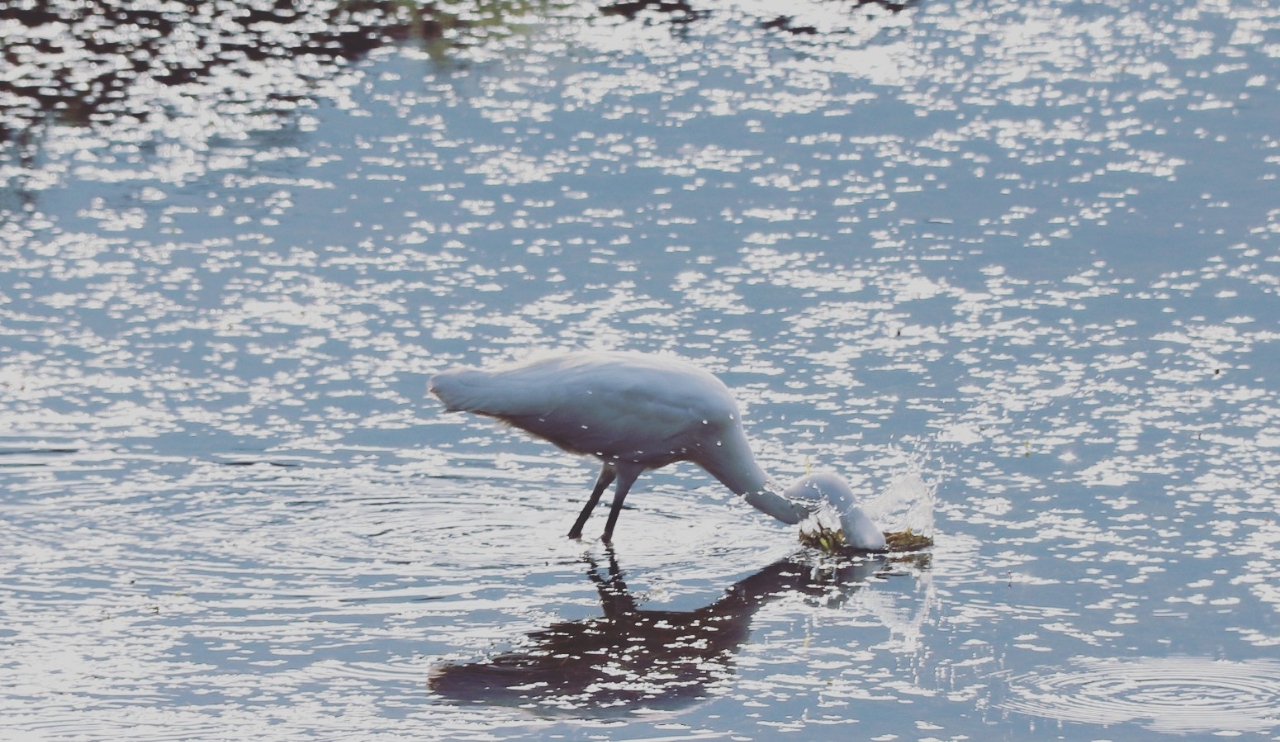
[{"left": 429, "top": 351, "right": 883, "bottom": 547}]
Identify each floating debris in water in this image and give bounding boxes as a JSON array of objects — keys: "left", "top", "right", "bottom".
[
  {"left": 799, "top": 521, "right": 848, "bottom": 553},
  {"left": 884, "top": 529, "right": 934, "bottom": 552},
  {"left": 799, "top": 522, "right": 933, "bottom": 554}
]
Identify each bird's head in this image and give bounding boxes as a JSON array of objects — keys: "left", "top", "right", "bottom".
[{"left": 784, "top": 471, "right": 887, "bottom": 551}]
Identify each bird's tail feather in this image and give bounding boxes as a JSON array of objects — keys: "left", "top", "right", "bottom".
[
  {"left": 429, "top": 366, "right": 550, "bottom": 418},
  {"left": 428, "top": 368, "right": 493, "bottom": 413}
]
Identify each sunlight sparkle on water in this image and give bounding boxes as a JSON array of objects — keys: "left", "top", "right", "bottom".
[{"left": 2, "top": 0, "right": 1280, "bottom": 738}]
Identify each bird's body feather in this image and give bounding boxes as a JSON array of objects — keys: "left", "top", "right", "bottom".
[{"left": 432, "top": 352, "right": 747, "bottom": 473}]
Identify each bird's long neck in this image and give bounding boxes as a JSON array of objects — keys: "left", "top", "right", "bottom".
[{"left": 699, "top": 426, "right": 813, "bottom": 525}]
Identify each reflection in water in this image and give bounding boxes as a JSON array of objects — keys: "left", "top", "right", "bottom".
[
  {"left": 0, "top": 0, "right": 908, "bottom": 147},
  {"left": 430, "top": 549, "right": 888, "bottom": 717},
  {"left": 0, "top": 0, "right": 546, "bottom": 141},
  {"left": 600, "top": 0, "right": 708, "bottom": 27}
]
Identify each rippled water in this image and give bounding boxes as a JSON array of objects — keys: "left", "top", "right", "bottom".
[
  {"left": 1004, "top": 657, "right": 1280, "bottom": 733},
  {"left": 3, "top": 0, "right": 1280, "bottom": 738}
]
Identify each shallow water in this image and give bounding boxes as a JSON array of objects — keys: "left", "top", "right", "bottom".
[{"left": 3, "top": 0, "right": 1280, "bottom": 738}]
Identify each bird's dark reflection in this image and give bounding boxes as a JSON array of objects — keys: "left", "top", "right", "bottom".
[{"left": 429, "top": 549, "right": 891, "bottom": 717}]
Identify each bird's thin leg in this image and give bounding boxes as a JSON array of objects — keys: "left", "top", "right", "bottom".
[
  {"left": 568, "top": 462, "right": 616, "bottom": 539},
  {"left": 601, "top": 466, "right": 641, "bottom": 544}
]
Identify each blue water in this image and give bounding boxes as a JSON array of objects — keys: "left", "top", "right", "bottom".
[{"left": 3, "top": 0, "right": 1280, "bottom": 738}]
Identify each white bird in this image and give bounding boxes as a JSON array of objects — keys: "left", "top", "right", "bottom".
[{"left": 429, "top": 351, "right": 877, "bottom": 545}]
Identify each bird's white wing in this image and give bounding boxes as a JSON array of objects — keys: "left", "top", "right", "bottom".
[
  {"left": 503, "top": 360, "right": 732, "bottom": 461},
  {"left": 432, "top": 351, "right": 744, "bottom": 464}
]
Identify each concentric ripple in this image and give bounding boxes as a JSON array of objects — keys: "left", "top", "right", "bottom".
[{"left": 1003, "top": 657, "right": 1280, "bottom": 734}]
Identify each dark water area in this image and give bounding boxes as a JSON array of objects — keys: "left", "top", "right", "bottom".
[{"left": 3, "top": 0, "right": 1280, "bottom": 739}]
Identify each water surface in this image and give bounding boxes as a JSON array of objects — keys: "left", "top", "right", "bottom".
[{"left": 2, "top": 0, "right": 1280, "bottom": 738}]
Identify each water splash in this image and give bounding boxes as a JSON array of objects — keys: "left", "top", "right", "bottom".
[{"left": 863, "top": 470, "right": 936, "bottom": 538}]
